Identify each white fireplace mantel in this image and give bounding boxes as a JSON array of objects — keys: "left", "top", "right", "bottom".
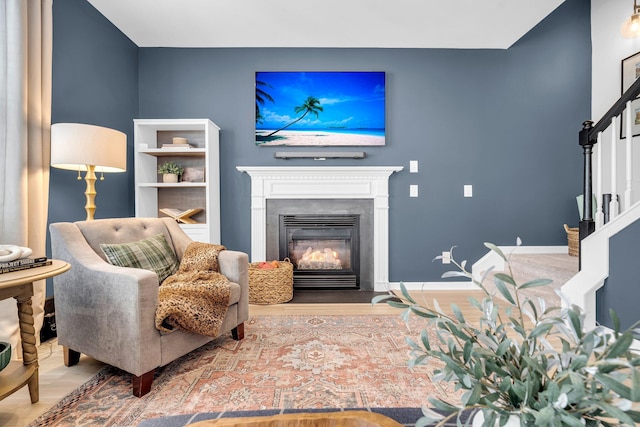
[{"left": 236, "top": 166, "right": 403, "bottom": 291}]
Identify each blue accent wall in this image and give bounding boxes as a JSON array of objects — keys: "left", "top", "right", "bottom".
[
  {"left": 596, "top": 218, "right": 640, "bottom": 330},
  {"left": 137, "top": 0, "right": 591, "bottom": 282},
  {"left": 48, "top": 0, "right": 138, "bottom": 294},
  {"left": 49, "top": 0, "right": 591, "bottom": 289}
]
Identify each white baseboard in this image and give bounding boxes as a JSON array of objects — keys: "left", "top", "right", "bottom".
[
  {"left": 386, "top": 281, "right": 476, "bottom": 291},
  {"left": 381, "top": 246, "right": 569, "bottom": 293}
]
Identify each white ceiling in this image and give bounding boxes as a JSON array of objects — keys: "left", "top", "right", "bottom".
[{"left": 86, "top": 0, "right": 566, "bottom": 49}]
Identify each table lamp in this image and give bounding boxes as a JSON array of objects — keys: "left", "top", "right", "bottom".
[{"left": 51, "top": 123, "right": 127, "bottom": 220}]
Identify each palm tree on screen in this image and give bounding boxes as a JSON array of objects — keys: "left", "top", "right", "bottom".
[
  {"left": 266, "top": 96, "right": 323, "bottom": 137},
  {"left": 255, "top": 80, "right": 274, "bottom": 123}
]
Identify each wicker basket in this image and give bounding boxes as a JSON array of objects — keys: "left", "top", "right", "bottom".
[
  {"left": 248, "top": 259, "right": 293, "bottom": 304},
  {"left": 564, "top": 224, "right": 579, "bottom": 257}
]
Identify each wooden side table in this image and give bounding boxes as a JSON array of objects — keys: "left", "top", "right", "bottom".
[{"left": 0, "top": 260, "right": 70, "bottom": 403}]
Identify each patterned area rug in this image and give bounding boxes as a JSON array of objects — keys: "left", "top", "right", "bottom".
[{"left": 30, "top": 315, "right": 460, "bottom": 426}]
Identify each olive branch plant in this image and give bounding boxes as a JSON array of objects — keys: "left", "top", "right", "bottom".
[{"left": 373, "top": 239, "right": 640, "bottom": 427}]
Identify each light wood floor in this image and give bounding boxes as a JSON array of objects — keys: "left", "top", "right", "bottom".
[{"left": 0, "top": 291, "right": 492, "bottom": 427}]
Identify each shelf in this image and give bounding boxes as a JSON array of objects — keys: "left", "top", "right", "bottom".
[
  {"left": 140, "top": 148, "right": 206, "bottom": 157},
  {"left": 134, "top": 118, "right": 220, "bottom": 243},
  {"left": 139, "top": 182, "right": 206, "bottom": 188},
  {"left": 0, "top": 361, "right": 36, "bottom": 401}
]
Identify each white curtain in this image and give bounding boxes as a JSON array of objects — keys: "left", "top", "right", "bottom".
[{"left": 0, "top": 0, "right": 53, "bottom": 359}]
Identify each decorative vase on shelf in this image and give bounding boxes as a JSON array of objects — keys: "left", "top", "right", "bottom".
[{"left": 162, "top": 174, "right": 178, "bottom": 183}]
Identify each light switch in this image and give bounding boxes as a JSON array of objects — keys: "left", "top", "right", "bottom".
[
  {"left": 410, "top": 185, "right": 419, "bottom": 197},
  {"left": 409, "top": 160, "right": 418, "bottom": 173},
  {"left": 464, "top": 185, "right": 473, "bottom": 198}
]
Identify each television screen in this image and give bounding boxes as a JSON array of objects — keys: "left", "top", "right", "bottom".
[{"left": 255, "top": 71, "right": 385, "bottom": 146}]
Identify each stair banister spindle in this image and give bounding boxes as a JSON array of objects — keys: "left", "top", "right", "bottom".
[
  {"left": 579, "top": 120, "right": 595, "bottom": 269},
  {"left": 625, "top": 101, "right": 633, "bottom": 210},
  {"left": 610, "top": 118, "right": 620, "bottom": 220},
  {"left": 595, "top": 131, "right": 604, "bottom": 229}
]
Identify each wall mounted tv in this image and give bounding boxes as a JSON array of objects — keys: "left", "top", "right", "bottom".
[{"left": 255, "top": 71, "right": 385, "bottom": 146}]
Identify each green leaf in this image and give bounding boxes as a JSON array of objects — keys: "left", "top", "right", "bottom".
[
  {"left": 452, "top": 304, "right": 465, "bottom": 323},
  {"left": 442, "top": 270, "right": 469, "bottom": 279},
  {"left": 494, "top": 278, "right": 516, "bottom": 305},
  {"left": 519, "top": 278, "right": 553, "bottom": 289},
  {"left": 529, "top": 322, "right": 554, "bottom": 339},
  {"left": 386, "top": 300, "right": 409, "bottom": 309},
  {"left": 625, "top": 410, "right": 640, "bottom": 422},
  {"left": 560, "top": 414, "right": 587, "bottom": 427},
  {"left": 567, "top": 308, "right": 583, "bottom": 340},
  {"left": 371, "top": 294, "right": 396, "bottom": 305},
  {"left": 467, "top": 383, "right": 482, "bottom": 406},
  {"left": 535, "top": 405, "right": 555, "bottom": 425},
  {"left": 605, "top": 332, "right": 634, "bottom": 359},
  {"left": 610, "top": 308, "right": 621, "bottom": 334},
  {"left": 633, "top": 367, "right": 640, "bottom": 402},
  {"left": 463, "top": 340, "right": 473, "bottom": 363},
  {"left": 494, "top": 272, "right": 516, "bottom": 286},
  {"left": 427, "top": 397, "right": 459, "bottom": 413},
  {"left": 399, "top": 282, "right": 416, "bottom": 304},
  {"left": 594, "top": 373, "right": 632, "bottom": 400},
  {"left": 484, "top": 242, "right": 507, "bottom": 261},
  {"left": 410, "top": 305, "right": 438, "bottom": 319},
  {"left": 421, "top": 329, "right": 432, "bottom": 352},
  {"left": 595, "top": 401, "right": 636, "bottom": 426},
  {"left": 496, "top": 338, "right": 511, "bottom": 357}
]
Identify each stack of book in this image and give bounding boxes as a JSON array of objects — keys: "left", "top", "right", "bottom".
[
  {"left": 162, "top": 138, "right": 192, "bottom": 150},
  {"left": 0, "top": 257, "right": 51, "bottom": 274}
]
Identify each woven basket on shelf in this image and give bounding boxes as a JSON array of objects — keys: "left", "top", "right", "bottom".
[
  {"left": 248, "top": 258, "right": 293, "bottom": 304},
  {"left": 564, "top": 224, "right": 579, "bottom": 257}
]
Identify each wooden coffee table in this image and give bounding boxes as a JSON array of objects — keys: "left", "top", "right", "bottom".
[{"left": 0, "top": 260, "right": 70, "bottom": 403}]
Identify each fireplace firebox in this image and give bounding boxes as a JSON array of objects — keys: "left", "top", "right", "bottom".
[{"left": 279, "top": 214, "right": 359, "bottom": 289}]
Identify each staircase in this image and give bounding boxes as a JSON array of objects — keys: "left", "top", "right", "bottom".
[{"left": 571, "top": 78, "right": 640, "bottom": 331}]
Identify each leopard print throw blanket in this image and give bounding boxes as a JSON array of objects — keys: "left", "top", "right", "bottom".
[{"left": 155, "top": 242, "right": 231, "bottom": 337}]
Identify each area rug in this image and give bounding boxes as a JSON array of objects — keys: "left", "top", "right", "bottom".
[{"left": 30, "top": 315, "right": 460, "bottom": 426}]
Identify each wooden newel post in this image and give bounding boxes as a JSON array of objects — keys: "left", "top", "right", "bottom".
[{"left": 578, "top": 120, "right": 596, "bottom": 270}]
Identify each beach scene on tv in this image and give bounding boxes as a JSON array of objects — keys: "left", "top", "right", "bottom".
[{"left": 255, "top": 71, "right": 385, "bottom": 146}]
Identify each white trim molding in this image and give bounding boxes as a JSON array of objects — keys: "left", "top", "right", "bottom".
[{"left": 237, "top": 166, "right": 403, "bottom": 291}]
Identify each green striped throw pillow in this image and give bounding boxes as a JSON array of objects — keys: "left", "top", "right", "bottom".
[{"left": 100, "top": 234, "right": 179, "bottom": 283}]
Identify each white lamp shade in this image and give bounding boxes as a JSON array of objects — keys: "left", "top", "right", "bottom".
[{"left": 51, "top": 123, "right": 127, "bottom": 173}]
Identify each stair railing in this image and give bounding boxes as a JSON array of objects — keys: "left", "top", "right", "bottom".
[{"left": 579, "top": 76, "right": 640, "bottom": 260}]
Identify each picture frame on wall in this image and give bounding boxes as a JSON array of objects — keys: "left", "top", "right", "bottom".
[{"left": 620, "top": 51, "right": 640, "bottom": 139}]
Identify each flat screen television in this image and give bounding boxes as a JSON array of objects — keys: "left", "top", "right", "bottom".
[{"left": 255, "top": 71, "right": 385, "bottom": 146}]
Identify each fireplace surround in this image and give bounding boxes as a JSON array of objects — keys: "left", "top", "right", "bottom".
[{"left": 236, "top": 166, "right": 402, "bottom": 291}]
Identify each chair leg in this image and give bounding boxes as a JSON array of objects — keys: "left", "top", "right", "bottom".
[
  {"left": 232, "top": 322, "right": 244, "bottom": 340},
  {"left": 63, "top": 347, "right": 80, "bottom": 367},
  {"left": 132, "top": 369, "right": 155, "bottom": 397}
]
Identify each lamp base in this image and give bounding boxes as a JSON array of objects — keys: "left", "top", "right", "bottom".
[{"left": 84, "top": 165, "right": 96, "bottom": 221}]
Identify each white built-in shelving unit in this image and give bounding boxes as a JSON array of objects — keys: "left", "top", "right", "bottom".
[{"left": 134, "top": 119, "right": 220, "bottom": 243}]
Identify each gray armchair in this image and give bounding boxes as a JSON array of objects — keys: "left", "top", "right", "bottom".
[{"left": 49, "top": 217, "right": 249, "bottom": 397}]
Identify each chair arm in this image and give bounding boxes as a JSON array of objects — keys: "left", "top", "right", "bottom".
[
  {"left": 218, "top": 250, "right": 249, "bottom": 322},
  {"left": 49, "top": 223, "right": 162, "bottom": 375},
  {"left": 218, "top": 250, "right": 249, "bottom": 289}
]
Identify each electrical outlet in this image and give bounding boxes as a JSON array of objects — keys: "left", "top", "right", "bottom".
[
  {"left": 441, "top": 251, "right": 451, "bottom": 264},
  {"left": 464, "top": 185, "right": 473, "bottom": 198},
  {"left": 410, "top": 185, "right": 418, "bottom": 197},
  {"left": 410, "top": 160, "right": 418, "bottom": 173}
]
